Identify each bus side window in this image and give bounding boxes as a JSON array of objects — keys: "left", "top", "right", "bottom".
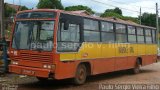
[
  {"left": 145, "top": 29, "right": 152, "bottom": 44},
  {"left": 101, "top": 21, "right": 115, "bottom": 43},
  {"left": 115, "top": 24, "right": 127, "bottom": 43},
  {"left": 83, "top": 19, "right": 100, "bottom": 42},
  {"left": 137, "top": 27, "right": 145, "bottom": 43},
  {"left": 128, "top": 26, "right": 136, "bottom": 43},
  {"left": 57, "top": 22, "right": 80, "bottom": 52}
]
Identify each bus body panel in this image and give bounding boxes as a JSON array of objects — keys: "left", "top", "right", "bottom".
[
  {"left": 9, "top": 65, "right": 51, "bottom": 78},
  {"left": 55, "top": 43, "right": 157, "bottom": 79},
  {"left": 54, "top": 55, "right": 157, "bottom": 80},
  {"left": 59, "top": 43, "right": 157, "bottom": 62}
]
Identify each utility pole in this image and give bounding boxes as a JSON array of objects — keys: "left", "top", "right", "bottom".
[
  {"left": 0, "top": 0, "right": 4, "bottom": 37},
  {"left": 0, "top": 0, "right": 8, "bottom": 73},
  {"left": 19, "top": 0, "right": 21, "bottom": 6},
  {"left": 156, "top": 3, "right": 159, "bottom": 48},
  {"left": 140, "top": 7, "right": 142, "bottom": 25}
]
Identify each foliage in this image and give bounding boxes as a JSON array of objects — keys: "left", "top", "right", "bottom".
[
  {"left": 101, "top": 8, "right": 139, "bottom": 24},
  {"left": 37, "top": 0, "right": 64, "bottom": 10},
  {"left": 104, "top": 7, "right": 122, "bottom": 15},
  {"left": 102, "top": 8, "right": 160, "bottom": 27},
  {"left": 141, "top": 12, "right": 160, "bottom": 28},
  {"left": 101, "top": 12, "right": 139, "bottom": 23},
  {"left": 114, "top": 8, "right": 122, "bottom": 15},
  {"left": 101, "top": 12, "right": 123, "bottom": 18},
  {"left": 65, "top": 5, "right": 95, "bottom": 14},
  {"left": 4, "top": 4, "right": 16, "bottom": 18},
  {"left": 4, "top": 4, "right": 29, "bottom": 17},
  {"left": 123, "top": 16, "right": 139, "bottom": 24},
  {"left": 20, "top": 6, "right": 29, "bottom": 11}
]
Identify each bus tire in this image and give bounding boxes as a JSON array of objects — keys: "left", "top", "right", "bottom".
[
  {"left": 36, "top": 77, "right": 48, "bottom": 82},
  {"left": 73, "top": 64, "right": 87, "bottom": 85},
  {"left": 131, "top": 60, "right": 141, "bottom": 74}
]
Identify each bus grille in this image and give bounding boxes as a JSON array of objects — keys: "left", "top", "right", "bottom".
[{"left": 20, "top": 52, "right": 52, "bottom": 62}]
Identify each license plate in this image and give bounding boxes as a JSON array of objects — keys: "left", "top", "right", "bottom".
[{"left": 22, "top": 69, "right": 35, "bottom": 75}]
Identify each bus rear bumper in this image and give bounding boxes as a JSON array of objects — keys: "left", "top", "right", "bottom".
[{"left": 9, "top": 65, "right": 52, "bottom": 78}]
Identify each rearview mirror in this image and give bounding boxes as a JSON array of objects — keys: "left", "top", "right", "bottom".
[
  {"left": 10, "top": 16, "right": 15, "bottom": 23},
  {"left": 64, "top": 20, "right": 69, "bottom": 30}
]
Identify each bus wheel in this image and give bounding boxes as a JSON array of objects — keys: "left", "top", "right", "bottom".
[
  {"left": 131, "top": 60, "right": 141, "bottom": 74},
  {"left": 73, "top": 64, "right": 87, "bottom": 85},
  {"left": 36, "top": 77, "right": 48, "bottom": 82}
]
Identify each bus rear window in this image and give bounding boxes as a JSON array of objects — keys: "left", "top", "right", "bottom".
[{"left": 16, "top": 12, "right": 56, "bottom": 19}]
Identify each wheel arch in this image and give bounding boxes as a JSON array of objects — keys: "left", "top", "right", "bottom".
[
  {"left": 137, "top": 57, "right": 142, "bottom": 65},
  {"left": 78, "top": 62, "right": 92, "bottom": 76}
]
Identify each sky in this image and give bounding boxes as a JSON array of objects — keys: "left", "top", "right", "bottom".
[{"left": 4, "top": 0, "right": 160, "bottom": 17}]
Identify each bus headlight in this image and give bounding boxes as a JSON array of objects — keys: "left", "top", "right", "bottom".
[
  {"left": 43, "top": 64, "right": 55, "bottom": 69},
  {"left": 7, "top": 50, "right": 10, "bottom": 54},
  {"left": 12, "top": 61, "right": 19, "bottom": 65},
  {"left": 47, "top": 65, "right": 52, "bottom": 69},
  {"left": 43, "top": 65, "right": 48, "bottom": 68}
]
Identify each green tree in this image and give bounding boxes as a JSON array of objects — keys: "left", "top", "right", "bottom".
[
  {"left": 37, "top": 0, "right": 64, "bottom": 9},
  {"left": 65, "top": 5, "right": 95, "bottom": 14},
  {"left": 114, "top": 7, "right": 122, "bottom": 15},
  {"left": 20, "top": 6, "right": 29, "bottom": 11},
  {"left": 141, "top": 13, "right": 157, "bottom": 27},
  {"left": 104, "top": 7, "right": 122, "bottom": 15},
  {"left": 101, "top": 8, "right": 139, "bottom": 24},
  {"left": 123, "top": 16, "right": 139, "bottom": 24},
  {"left": 4, "top": 4, "right": 16, "bottom": 18},
  {"left": 101, "top": 12, "right": 123, "bottom": 18}
]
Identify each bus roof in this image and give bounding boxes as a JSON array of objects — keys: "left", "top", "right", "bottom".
[
  {"left": 60, "top": 10, "right": 156, "bottom": 30},
  {"left": 17, "top": 9, "right": 156, "bottom": 30}
]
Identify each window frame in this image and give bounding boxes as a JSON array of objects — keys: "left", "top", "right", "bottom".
[
  {"left": 58, "top": 23, "right": 80, "bottom": 42},
  {"left": 127, "top": 25, "right": 137, "bottom": 43},
  {"left": 115, "top": 23, "right": 127, "bottom": 43},
  {"left": 151, "top": 29, "right": 157, "bottom": 44},
  {"left": 57, "top": 13, "right": 83, "bottom": 52},
  {"left": 58, "top": 22, "right": 81, "bottom": 52},
  {"left": 83, "top": 18, "right": 100, "bottom": 42},
  {"left": 137, "top": 27, "right": 145, "bottom": 44},
  {"left": 100, "top": 21, "right": 115, "bottom": 43},
  {"left": 145, "top": 28, "right": 152, "bottom": 44}
]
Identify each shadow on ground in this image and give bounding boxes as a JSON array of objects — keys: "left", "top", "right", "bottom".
[{"left": 18, "top": 69, "right": 156, "bottom": 90}]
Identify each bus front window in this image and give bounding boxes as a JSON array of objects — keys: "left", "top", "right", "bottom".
[{"left": 12, "top": 21, "right": 54, "bottom": 51}]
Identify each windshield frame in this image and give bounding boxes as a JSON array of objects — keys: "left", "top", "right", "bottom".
[
  {"left": 16, "top": 11, "right": 56, "bottom": 19},
  {"left": 11, "top": 20, "right": 55, "bottom": 52}
]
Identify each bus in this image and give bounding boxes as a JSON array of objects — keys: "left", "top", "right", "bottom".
[{"left": 9, "top": 9, "right": 157, "bottom": 85}]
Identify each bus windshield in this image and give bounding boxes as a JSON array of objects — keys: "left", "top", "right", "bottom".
[{"left": 12, "top": 20, "right": 54, "bottom": 51}]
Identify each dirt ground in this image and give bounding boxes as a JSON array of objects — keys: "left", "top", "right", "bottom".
[{"left": 1, "top": 62, "right": 160, "bottom": 90}]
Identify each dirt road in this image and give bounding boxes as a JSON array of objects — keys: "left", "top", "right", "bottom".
[{"left": 1, "top": 62, "right": 160, "bottom": 90}]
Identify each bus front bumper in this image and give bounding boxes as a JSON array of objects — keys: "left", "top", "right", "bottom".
[{"left": 9, "top": 65, "right": 53, "bottom": 78}]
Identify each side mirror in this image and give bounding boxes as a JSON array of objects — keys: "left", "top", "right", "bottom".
[{"left": 64, "top": 20, "right": 69, "bottom": 30}]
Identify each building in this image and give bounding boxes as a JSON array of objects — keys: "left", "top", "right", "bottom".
[
  {"left": 6, "top": 3, "right": 21, "bottom": 12},
  {"left": 66, "top": 10, "right": 92, "bottom": 16}
]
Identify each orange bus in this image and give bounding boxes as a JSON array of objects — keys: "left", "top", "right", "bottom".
[{"left": 9, "top": 9, "right": 157, "bottom": 85}]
